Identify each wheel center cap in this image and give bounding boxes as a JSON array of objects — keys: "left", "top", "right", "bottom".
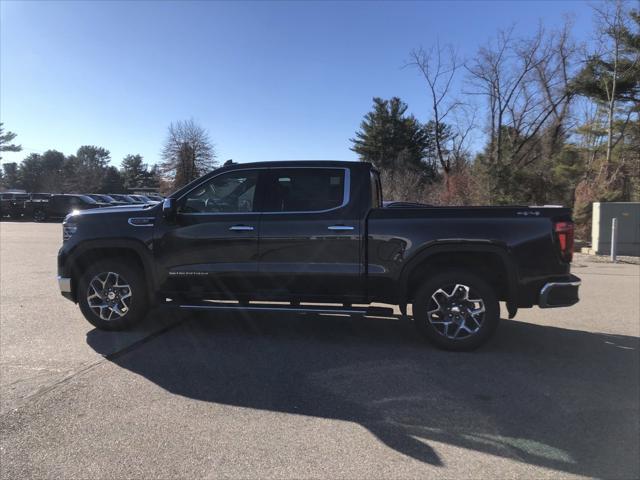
[
  {"left": 451, "top": 306, "right": 461, "bottom": 314},
  {"left": 107, "top": 291, "right": 116, "bottom": 300}
]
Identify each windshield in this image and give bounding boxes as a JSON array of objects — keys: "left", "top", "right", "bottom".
[{"left": 78, "top": 195, "right": 97, "bottom": 204}]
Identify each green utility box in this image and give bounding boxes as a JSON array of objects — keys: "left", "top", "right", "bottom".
[{"left": 591, "top": 202, "right": 640, "bottom": 256}]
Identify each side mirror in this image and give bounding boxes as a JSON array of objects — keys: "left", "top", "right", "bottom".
[{"left": 162, "top": 198, "right": 177, "bottom": 221}]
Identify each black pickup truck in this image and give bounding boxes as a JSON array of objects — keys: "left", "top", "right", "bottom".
[{"left": 57, "top": 161, "right": 580, "bottom": 350}]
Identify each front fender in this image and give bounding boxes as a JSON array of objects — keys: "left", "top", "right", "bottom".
[{"left": 62, "top": 238, "right": 157, "bottom": 302}]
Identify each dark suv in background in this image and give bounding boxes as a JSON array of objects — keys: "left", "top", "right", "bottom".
[{"left": 44, "top": 194, "right": 105, "bottom": 220}]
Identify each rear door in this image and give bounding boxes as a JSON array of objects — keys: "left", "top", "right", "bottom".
[
  {"left": 154, "top": 169, "right": 263, "bottom": 298},
  {"left": 257, "top": 167, "right": 364, "bottom": 301}
]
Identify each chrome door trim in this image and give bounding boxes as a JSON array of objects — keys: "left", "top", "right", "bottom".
[
  {"left": 327, "top": 225, "right": 355, "bottom": 231},
  {"left": 229, "top": 225, "right": 255, "bottom": 231}
]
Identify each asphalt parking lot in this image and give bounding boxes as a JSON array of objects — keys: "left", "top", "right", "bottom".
[{"left": 1, "top": 221, "right": 639, "bottom": 479}]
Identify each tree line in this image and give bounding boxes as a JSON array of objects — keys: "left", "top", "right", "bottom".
[
  {"left": 351, "top": 1, "right": 639, "bottom": 237},
  {"left": 0, "top": 119, "right": 218, "bottom": 195}
]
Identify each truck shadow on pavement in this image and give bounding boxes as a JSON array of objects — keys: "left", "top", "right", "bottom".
[{"left": 87, "top": 312, "right": 639, "bottom": 478}]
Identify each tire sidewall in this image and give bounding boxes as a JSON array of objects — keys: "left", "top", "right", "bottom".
[
  {"left": 78, "top": 260, "right": 148, "bottom": 330},
  {"left": 413, "top": 270, "right": 500, "bottom": 351}
]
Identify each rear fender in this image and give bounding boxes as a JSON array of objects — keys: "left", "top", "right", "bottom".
[{"left": 398, "top": 242, "right": 519, "bottom": 318}]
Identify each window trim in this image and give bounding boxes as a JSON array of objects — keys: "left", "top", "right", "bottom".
[{"left": 177, "top": 167, "right": 351, "bottom": 216}]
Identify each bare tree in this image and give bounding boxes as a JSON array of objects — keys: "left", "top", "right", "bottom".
[
  {"left": 466, "top": 22, "right": 577, "bottom": 168},
  {"left": 591, "top": 0, "right": 637, "bottom": 170},
  {"left": 379, "top": 168, "right": 428, "bottom": 203},
  {"left": 160, "top": 119, "right": 217, "bottom": 188},
  {"left": 533, "top": 19, "right": 577, "bottom": 157},
  {"left": 409, "top": 43, "right": 464, "bottom": 192}
]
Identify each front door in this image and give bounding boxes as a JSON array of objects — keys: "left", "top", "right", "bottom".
[
  {"left": 154, "top": 169, "right": 262, "bottom": 299},
  {"left": 257, "top": 167, "right": 364, "bottom": 301}
]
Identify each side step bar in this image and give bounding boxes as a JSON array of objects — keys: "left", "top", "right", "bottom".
[{"left": 175, "top": 301, "right": 395, "bottom": 317}]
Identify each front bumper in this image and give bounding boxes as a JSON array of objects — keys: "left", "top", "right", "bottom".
[
  {"left": 57, "top": 276, "right": 74, "bottom": 301},
  {"left": 539, "top": 274, "right": 581, "bottom": 308}
]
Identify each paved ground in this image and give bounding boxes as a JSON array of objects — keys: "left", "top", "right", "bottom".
[{"left": 1, "top": 221, "right": 639, "bottom": 479}]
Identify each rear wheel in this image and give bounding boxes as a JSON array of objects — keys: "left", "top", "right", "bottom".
[
  {"left": 413, "top": 270, "right": 499, "bottom": 351},
  {"left": 78, "top": 260, "right": 148, "bottom": 330}
]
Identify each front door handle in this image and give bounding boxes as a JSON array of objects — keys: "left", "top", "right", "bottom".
[
  {"left": 229, "top": 225, "right": 254, "bottom": 231},
  {"left": 327, "top": 225, "right": 354, "bottom": 231}
]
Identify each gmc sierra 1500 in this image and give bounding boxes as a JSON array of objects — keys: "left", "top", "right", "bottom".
[{"left": 57, "top": 161, "right": 580, "bottom": 350}]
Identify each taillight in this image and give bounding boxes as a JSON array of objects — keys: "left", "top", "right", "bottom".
[{"left": 554, "top": 221, "right": 574, "bottom": 262}]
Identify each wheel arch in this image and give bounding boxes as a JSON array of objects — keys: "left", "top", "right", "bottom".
[
  {"left": 66, "top": 239, "right": 156, "bottom": 303},
  {"left": 398, "top": 242, "right": 519, "bottom": 318}
]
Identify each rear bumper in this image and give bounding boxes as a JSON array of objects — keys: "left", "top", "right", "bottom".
[{"left": 539, "top": 274, "right": 581, "bottom": 308}]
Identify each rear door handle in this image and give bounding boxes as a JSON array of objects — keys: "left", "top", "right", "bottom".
[
  {"left": 328, "top": 225, "right": 354, "bottom": 231},
  {"left": 229, "top": 225, "right": 254, "bottom": 231}
]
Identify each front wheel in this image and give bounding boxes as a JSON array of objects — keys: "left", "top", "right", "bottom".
[
  {"left": 413, "top": 270, "right": 500, "bottom": 351},
  {"left": 78, "top": 260, "right": 149, "bottom": 330}
]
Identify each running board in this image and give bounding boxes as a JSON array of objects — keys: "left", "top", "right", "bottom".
[{"left": 174, "top": 301, "right": 395, "bottom": 317}]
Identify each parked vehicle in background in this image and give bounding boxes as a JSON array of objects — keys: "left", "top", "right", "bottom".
[
  {"left": 57, "top": 160, "right": 580, "bottom": 351},
  {"left": 145, "top": 193, "right": 164, "bottom": 202},
  {"left": 108, "top": 194, "right": 137, "bottom": 204},
  {"left": 87, "top": 194, "right": 128, "bottom": 206},
  {"left": 25, "top": 193, "right": 53, "bottom": 221},
  {"left": 41, "top": 194, "right": 106, "bottom": 221},
  {"left": 128, "top": 194, "right": 154, "bottom": 204},
  {"left": 0, "top": 192, "right": 30, "bottom": 219}
]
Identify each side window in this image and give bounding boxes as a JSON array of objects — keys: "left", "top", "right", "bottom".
[
  {"left": 264, "top": 168, "right": 345, "bottom": 212},
  {"left": 264, "top": 168, "right": 346, "bottom": 213},
  {"left": 181, "top": 170, "right": 258, "bottom": 214}
]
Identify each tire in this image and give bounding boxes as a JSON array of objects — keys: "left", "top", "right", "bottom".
[
  {"left": 413, "top": 270, "right": 500, "bottom": 351},
  {"left": 33, "top": 209, "right": 46, "bottom": 222},
  {"left": 78, "top": 260, "right": 149, "bottom": 330}
]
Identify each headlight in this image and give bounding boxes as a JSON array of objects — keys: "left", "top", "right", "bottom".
[{"left": 63, "top": 223, "right": 77, "bottom": 242}]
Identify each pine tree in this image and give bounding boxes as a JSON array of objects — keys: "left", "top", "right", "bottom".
[
  {"left": 350, "top": 97, "right": 435, "bottom": 177},
  {"left": 0, "top": 123, "right": 22, "bottom": 159}
]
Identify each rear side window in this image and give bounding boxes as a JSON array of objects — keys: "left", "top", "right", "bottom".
[{"left": 263, "top": 168, "right": 346, "bottom": 212}]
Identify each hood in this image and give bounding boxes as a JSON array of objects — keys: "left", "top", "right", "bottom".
[{"left": 65, "top": 203, "right": 159, "bottom": 222}]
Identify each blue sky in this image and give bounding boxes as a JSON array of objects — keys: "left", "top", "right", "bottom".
[{"left": 1, "top": 0, "right": 596, "bottom": 168}]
